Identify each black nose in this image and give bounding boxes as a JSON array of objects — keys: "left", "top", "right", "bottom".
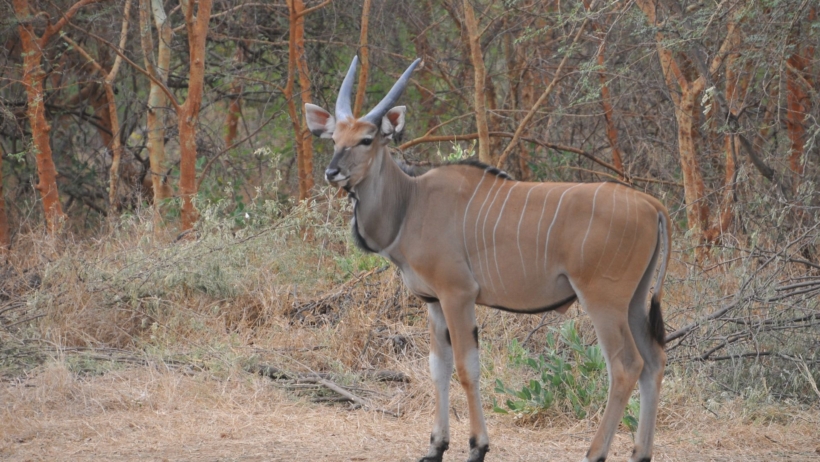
[{"left": 325, "top": 168, "right": 340, "bottom": 180}]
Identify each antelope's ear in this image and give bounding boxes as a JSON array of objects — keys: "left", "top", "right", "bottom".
[
  {"left": 305, "top": 103, "right": 335, "bottom": 138},
  {"left": 380, "top": 106, "right": 406, "bottom": 143}
]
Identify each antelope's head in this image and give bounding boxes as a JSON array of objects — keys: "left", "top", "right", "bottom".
[{"left": 305, "top": 56, "right": 420, "bottom": 189}]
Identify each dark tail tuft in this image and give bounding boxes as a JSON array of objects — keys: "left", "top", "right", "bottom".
[{"left": 649, "top": 294, "right": 666, "bottom": 347}]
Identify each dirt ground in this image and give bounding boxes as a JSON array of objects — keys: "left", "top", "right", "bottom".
[{"left": 1, "top": 364, "right": 818, "bottom": 462}]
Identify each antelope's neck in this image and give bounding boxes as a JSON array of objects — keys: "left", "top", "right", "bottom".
[{"left": 350, "top": 148, "right": 413, "bottom": 253}]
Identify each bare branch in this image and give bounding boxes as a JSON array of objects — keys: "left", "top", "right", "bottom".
[{"left": 496, "top": 0, "right": 597, "bottom": 168}]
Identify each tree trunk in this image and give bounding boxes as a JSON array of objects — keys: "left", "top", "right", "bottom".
[
  {"left": 286, "top": 0, "right": 314, "bottom": 200},
  {"left": 140, "top": 0, "right": 173, "bottom": 219},
  {"left": 0, "top": 147, "right": 9, "bottom": 254},
  {"left": 597, "top": 41, "right": 623, "bottom": 176},
  {"left": 704, "top": 36, "right": 751, "bottom": 243},
  {"left": 89, "top": 84, "right": 115, "bottom": 151},
  {"left": 105, "top": 1, "right": 130, "bottom": 210},
  {"left": 16, "top": 24, "right": 65, "bottom": 232},
  {"left": 225, "top": 44, "right": 244, "bottom": 148},
  {"left": 353, "top": 0, "right": 372, "bottom": 117},
  {"left": 13, "top": 0, "right": 101, "bottom": 233},
  {"left": 178, "top": 0, "right": 213, "bottom": 231},
  {"left": 786, "top": 52, "right": 808, "bottom": 178},
  {"left": 584, "top": 0, "right": 623, "bottom": 177},
  {"left": 675, "top": 82, "right": 710, "bottom": 238},
  {"left": 462, "top": 0, "right": 491, "bottom": 164}
]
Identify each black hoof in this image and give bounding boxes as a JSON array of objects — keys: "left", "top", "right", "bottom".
[
  {"left": 467, "top": 437, "right": 489, "bottom": 462},
  {"left": 419, "top": 438, "right": 448, "bottom": 462},
  {"left": 418, "top": 457, "right": 443, "bottom": 462}
]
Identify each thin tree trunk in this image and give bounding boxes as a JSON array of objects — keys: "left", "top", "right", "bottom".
[
  {"left": 14, "top": 3, "right": 64, "bottom": 232},
  {"left": 178, "top": 0, "right": 213, "bottom": 231},
  {"left": 597, "top": 41, "right": 623, "bottom": 176},
  {"left": 0, "top": 147, "right": 9, "bottom": 254},
  {"left": 286, "top": 0, "right": 314, "bottom": 200},
  {"left": 496, "top": 7, "right": 592, "bottom": 169},
  {"left": 353, "top": 0, "right": 372, "bottom": 117},
  {"left": 12, "top": 0, "right": 101, "bottom": 232},
  {"left": 89, "top": 84, "right": 114, "bottom": 150},
  {"left": 139, "top": 0, "right": 173, "bottom": 221},
  {"left": 786, "top": 51, "right": 809, "bottom": 178},
  {"left": 62, "top": 0, "right": 130, "bottom": 211},
  {"left": 584, "top": 0, "right": 623, "bottom": 177},
  {"left": 225, "top": 44, "right": 244, "bottom": 148},
  {"left": 462, "top": 0, "right": 491, "bottom": 164},
  {"left": 704, "top": 37, "right": 751, "bottom": 243},
  {"left": 675, "top": 83, "right": 710, "bottom": 237},
  {"left": 106, "top": 0, "right": 130, "bottom": 210},
  {"left": 636, "top": 0, "right": 742, "bottom": 253}
]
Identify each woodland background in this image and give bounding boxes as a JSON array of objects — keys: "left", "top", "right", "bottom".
[{"left": 0, "top": 0, "right": 819, "bottom": 459}]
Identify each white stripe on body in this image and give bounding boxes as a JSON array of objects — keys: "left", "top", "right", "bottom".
[
  {"left": 462, "top": 171, "right": 488, "bottom": 275},
  {"left": 481, "top": 178, "right": 507, "bottom": 294},
  {"left": 516, "top": 186, "right": 538, "bottom": 278},
  {"left": 544, "top": 184, "right": 584, "bottom": 275},
  {"left": 621, "top": 188, "right": 641, "bottom": 275},
  {"left": 593, "top": 186, "right": 617, "bottom": 275},
  {"left": 492, "top": 182, "right": 519, "bottom": 295},
  {"left": 581, "top": 184, "right": 606, "bottom": 267},
  {"left": 534, "top": 186, "right": 555, "bottom": 275},
  {"left": 604, "top": 186, "right": 631, "bottom": 278},
  {"left": 473, "top": 176, "right": 500, "bottom": 291}
]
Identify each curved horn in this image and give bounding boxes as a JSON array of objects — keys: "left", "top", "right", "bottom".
[
  {"left": 335, "top": 56, "right": 359, "bottom": 120},
  {"left": 362, "top": 58, "right": 421, "bottom": 125}
]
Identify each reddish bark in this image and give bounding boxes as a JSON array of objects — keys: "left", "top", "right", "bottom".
[
  {"left": 786, "top": 53, "right": 810, "bottom": 178},
  {"left": 353, "top": 0, "right": 372, "bottom": 117},
  {"left": 636, "top": 0, "right": 742, "bottom": 253},
  {"left": 89, "top": 84, "right": 115, "bottom": 151},
  {"left": 13, "top": 0, "right": 104, "bottom": 232},
  {"left": 225, "top": 45, "right": 244, "bottom": 148},
  {"left": 597, "top": 44, "right": 623, "bottom": 176},
  {"left": 462, "top": 0, "right": 491, "bottom": 164},
  {"left": 704, "top": 48, "right": 750, "bottom": 243},
  {"left": 286, "top": 0, "right": 322, "bottom": 201},
  {"left": 0, "top": 148, "right": 9, "bottom": 254},
  {"left": 584, "top": 0, "right": 623, "bottom": 177},
  {"left": 675, "top": 84, "right": 710, "bottom": 236},
  {"left": 178, "top": 0, "right": 213, "bottom": 231}
]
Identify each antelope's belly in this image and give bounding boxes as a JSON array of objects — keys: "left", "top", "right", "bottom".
[{"left": 474, "top": 268, "right": 577, "bottom": 314}]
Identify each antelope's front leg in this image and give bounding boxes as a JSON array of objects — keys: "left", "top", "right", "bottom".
[
  {"left": 442, "top": 294, "right": 489, "bottom": 462},
  {"left": 420, "top": 302, "right": 454, "bottom": 462}
]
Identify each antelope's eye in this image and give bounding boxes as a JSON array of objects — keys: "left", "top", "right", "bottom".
[{"left": 359, "top": 138, "right": 373, "bottom": 146}]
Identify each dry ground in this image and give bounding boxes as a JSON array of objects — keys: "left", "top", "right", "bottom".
[{"left": 2, "top": 363, "right": 818, "bottom": 462}]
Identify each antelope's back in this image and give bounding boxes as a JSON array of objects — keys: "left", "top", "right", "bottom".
[{"left": 416, "top": 166, "right": 664, "bottom": 309}]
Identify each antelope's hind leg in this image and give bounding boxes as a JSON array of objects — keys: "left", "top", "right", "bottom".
[
  {"left": 582, "top": 305, "right": 644, "bottom": 462},
  {"left": 420, "top": 301, "right": 454, "bottom": 462},
  {"left": 627, "top": 263, "right": 667, "bottom": 462}
]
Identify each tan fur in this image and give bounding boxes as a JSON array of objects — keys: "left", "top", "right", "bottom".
[{"left": 307, "top": 64, "right": 670, "bottom": 462}]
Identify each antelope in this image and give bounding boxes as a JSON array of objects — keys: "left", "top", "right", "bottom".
[{"left": 305, "top": 57, "right": 670, "bottom": 462}]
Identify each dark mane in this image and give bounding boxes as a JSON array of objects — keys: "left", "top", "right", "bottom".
[
  {"left": 394, "top": 158, "right": 513, "bottom": 180},
  {"left": 448, "top": 159, "right": 512, "bottom": 180},
  {"left": 398, "top": 161, "right": 426, "bottom": 177}
]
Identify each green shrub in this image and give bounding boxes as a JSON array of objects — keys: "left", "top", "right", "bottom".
[{"left": 493, "top": 320, "right": 638, "bottom": 431}]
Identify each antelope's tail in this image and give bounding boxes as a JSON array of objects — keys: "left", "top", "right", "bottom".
[{"left": 650, "top": 210, "right": 671, "bottom": 347}]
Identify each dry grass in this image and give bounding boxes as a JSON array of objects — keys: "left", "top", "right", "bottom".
[
  {"left": 1, "top": 360, "right": 818, "bottom": 461},
  {"left": 1, "top": 198, "right": 819, "bottom": 460}
]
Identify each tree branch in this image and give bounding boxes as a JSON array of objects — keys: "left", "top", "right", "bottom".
[
  {"left": 71, "top": 24, "right": 181, "bottom": 111},
  {"left": 496, "top": 0, "right": 597, "bottom": 168},
  {"left": 296, "top": 0, "right": 333, "bottom": 18}
]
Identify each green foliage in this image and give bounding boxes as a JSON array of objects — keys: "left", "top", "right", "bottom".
[
  {"left": 439, "top": 140, "right": 476, "bottom": 163},
  {"left": 493, "top": 320, "right": 638, "bottom": 431}
]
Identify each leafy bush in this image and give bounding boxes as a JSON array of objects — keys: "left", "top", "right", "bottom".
[{"left": 493, "top": 320, "right": 638, "bottom": 431}]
